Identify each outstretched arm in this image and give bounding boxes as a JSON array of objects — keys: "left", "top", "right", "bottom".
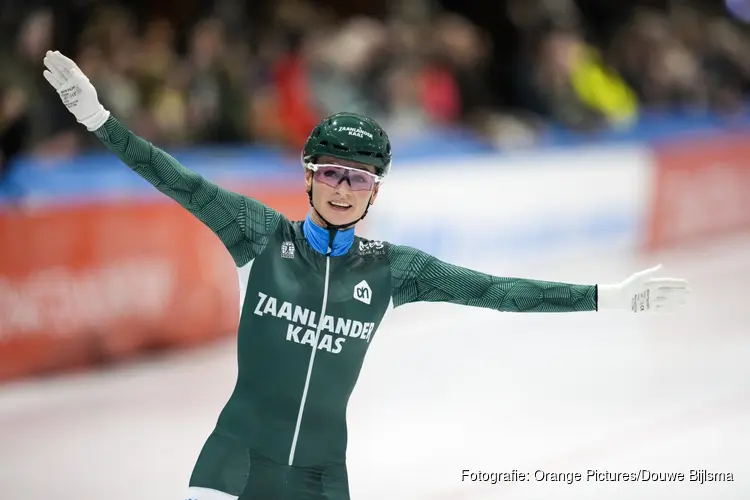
[
  {"left": 42, "top": 50, "right": 279, "bottom": 267},
  {"left": 93, "top": 116, "right": 280, "bottom": 267},
  {"left": 389, "top": 245, "right": 597, "bottom": 312},
  {"left": 388, "top": 245, "right": 690, "bottom": 314}
]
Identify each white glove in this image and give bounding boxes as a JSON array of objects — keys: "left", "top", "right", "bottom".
[
  {"left": 42, "top": 50, "right": 110, "bottom": 131},
  {"left": 598, "top": 264, "right": 690, "bottom": 313}
]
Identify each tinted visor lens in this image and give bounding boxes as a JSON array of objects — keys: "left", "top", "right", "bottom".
[{"left": 313, "top": 165, "right": 377, "bottom": 191}]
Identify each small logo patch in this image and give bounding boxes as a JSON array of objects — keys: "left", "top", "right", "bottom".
[
  {"left": 358, "top": 240, "right": 385, "bottom": 255},
  {"left": 353, "top": 280, "right": 372, "bottom": 305},
  {"left": 281, "top": 241, "right": 295, "bottom": 259}
]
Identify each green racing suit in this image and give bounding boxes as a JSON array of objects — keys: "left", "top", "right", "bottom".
[{"left": 94, "top": 116, "right": 598, "bottom": 499}]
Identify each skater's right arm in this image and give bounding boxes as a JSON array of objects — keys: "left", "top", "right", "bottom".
[
  {"left": 92, "top": 116, "right": 280, "bottom": 266},
  {"left": 42, "top": 50, "right": 279, "bottom": 267}
]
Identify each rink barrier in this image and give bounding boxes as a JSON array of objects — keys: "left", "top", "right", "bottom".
[
  {"left": 2, "top": 125, "right": 749, "bottom": 381},
  {"left": 360, "top": 145, "right": 653, "bottom": 267},
  {"left": 645, "top": 132, "right": 750, "bottom": 251},
  {"left": 0, "top": 185, "right": 308, "bottom": 381}
]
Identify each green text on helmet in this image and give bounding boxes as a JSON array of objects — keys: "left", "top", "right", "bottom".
[{"left": 302, "top": 112, "right": 392, "bottom": 178}]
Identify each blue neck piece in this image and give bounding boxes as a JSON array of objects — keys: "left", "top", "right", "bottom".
[{"left": 303, "top": 213, "right": 355, "bottom": 257}]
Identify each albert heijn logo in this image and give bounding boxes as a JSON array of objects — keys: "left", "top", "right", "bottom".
[{"left": 353, "top": 280, "right": 372, "bottom": 305}]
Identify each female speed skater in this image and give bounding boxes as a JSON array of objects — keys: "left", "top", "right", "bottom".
[{"left": 43, "top": 50, "right": 689, "bottom": 500}]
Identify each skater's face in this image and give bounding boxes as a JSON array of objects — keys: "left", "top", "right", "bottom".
[{"left": 305, "top": 155, "right": 380, "bottom": 227}]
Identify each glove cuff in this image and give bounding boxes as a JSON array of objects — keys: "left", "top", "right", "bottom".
[
  {"left": 80, "top": 106, "right": 110, "bottom": 132},
  {"left": 597, "top": 283, "right": 623, "bottom": 311}
]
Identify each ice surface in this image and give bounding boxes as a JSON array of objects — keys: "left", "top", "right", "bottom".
[{"left": 1, "top": 235, "right": 748, "bottom": 500}]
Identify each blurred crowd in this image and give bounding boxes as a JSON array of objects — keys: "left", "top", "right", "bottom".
[{"left": 1, "top": 0, "right": 750, "bottom": 176}]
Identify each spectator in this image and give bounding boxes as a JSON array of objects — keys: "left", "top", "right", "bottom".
[
  {"left": 0, "top": 8, "right": 81, "bottom": 157},
  {"left": 517, "top": 24, "right": 638, "bottom": 131},
  {"left": 0, "top": 0, "right": 748, "bottom": 157},
  {"left": 0, "top": 85, "right": 29, "bottom": 196}
]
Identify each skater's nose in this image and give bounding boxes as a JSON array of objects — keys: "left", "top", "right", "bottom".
[{"left": 334, "top": 178, "right": 354, "bottom": 194}]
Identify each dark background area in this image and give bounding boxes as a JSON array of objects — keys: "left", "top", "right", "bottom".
[{"left": 1, "top": 0, "right": 748, "bottom": 183}]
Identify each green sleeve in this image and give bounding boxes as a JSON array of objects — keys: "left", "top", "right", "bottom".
[
  {"left": 388, "top": 245, "right": 598, "bottom": 312},
  {"left": 93, "top": 116, "right": 280, "bottom": 267}
]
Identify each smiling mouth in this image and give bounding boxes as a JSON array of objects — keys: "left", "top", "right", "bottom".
[{"left": 328, "top": 201, "right": 352, "bottom": 211}]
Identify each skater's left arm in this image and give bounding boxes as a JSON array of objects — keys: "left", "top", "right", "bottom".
[
  {"left": 388, "top": 244, "right": 596, "bottom": 312},
  {"left": 388, "top": 245, "right": 690, "bottom": 313}
]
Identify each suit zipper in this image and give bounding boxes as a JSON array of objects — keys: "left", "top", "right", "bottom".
[{"left": 288, "top": 252, "right": 331, "bottom": 465}]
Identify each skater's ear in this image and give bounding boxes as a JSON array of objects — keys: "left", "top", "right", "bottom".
[
  {"left": 369, "top": 184, "right": 380, "bottom": 205},
  {"left": 304, "top": 169, "right": 313, "bottom": 192}
]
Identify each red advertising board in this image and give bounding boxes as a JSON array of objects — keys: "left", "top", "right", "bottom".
[
  {"left": 0, "top": 186, "right": 309, "bottom": 381},
  {"left": 646, "top": 133, "right": 750, "bottom": 251}
]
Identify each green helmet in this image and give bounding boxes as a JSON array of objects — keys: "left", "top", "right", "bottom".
[{"left": 302, "top": 112, "right": 392, "bottom": 178}]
